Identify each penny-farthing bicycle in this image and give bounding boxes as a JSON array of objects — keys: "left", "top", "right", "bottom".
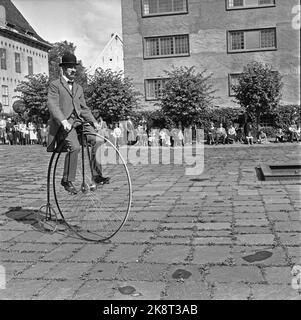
[{"left": 40, "top": 121, "right": 132, "bottom": 242}]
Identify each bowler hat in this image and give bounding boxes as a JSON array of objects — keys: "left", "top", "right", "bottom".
[{"left": 59, "top": 52, "right": 79, "bottom": 67}]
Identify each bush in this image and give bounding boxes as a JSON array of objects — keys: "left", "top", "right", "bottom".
[{"left": 273, "top": 104, "right": 301, "bottom": 130}]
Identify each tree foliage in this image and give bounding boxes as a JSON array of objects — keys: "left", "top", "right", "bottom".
[
  {"left": 157, "top": 66, "right": 216, "bottom": 128},
  {"left": 14, "top": 73, "right": 49, "bottom": 123},
  {"left": 85, "top": 68, "right": 141, "bottom": 124},
  {"left": 273, "top": 104, "right": 301, "bottom": 129},
  {"left": 233, "top": 61, "right": 283, "bottom": 130},
  {"left": 48, "top": 40, "right": 88, "bottom": 88}
]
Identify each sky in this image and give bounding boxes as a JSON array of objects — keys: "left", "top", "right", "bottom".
[{"left": 12, "top": 0, "right": 122, "bottom": 70}]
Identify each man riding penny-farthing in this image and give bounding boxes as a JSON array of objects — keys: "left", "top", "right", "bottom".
[{"left": 40, "top": 53, "right": 132, "bottom": 242}]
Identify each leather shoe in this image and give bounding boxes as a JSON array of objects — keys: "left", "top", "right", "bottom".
[
  {"left": 93, "top": 175, "right": 110, "bottom": 185},
  {"left": 61, "top": 179, "right": 78, "bottom": 194}
]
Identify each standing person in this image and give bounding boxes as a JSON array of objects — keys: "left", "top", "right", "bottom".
[
  {"left": 244, "top": 122, "right": 254, "bottom": 145},
  {"left": 40, "top": 123, "right": 48, "bottom": 147},
  {"left": 0, "top": 116, "right": 7, "bottom": 144},
  {"left": 227, "top": 123, "right": 236, "bottom": 144},
  {"left": 6, "top": 117, "right": 15, "bottom": 145},
  {"left": 112, "top": 122, "right": 122, "bottom": 148},
  {"left": 125, "top": 116, "right": 136, "bottom": 145},
  {"left": 216, "top": 123, "right": 227, "bottom": 144},
  {"left": 47, "top": 52, "right": 110, "bottom": 194}
]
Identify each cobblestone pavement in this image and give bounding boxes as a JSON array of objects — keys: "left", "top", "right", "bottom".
[{"left": 0, "top": 143, "right": 300, "bottom": 300}]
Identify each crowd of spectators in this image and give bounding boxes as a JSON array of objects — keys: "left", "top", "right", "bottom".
[
  {"left": 0, "top": 116, "right": 48, "bottom": 146},
  {"left": 0, "top": 114, "right": 300, "bottom": 148},
  {"left": 206, "top": 121, "right": 300, "bottom": 146}
]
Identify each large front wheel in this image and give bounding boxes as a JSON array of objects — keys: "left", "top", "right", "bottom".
[{"left": 53, "top": 132, "right": 132, "bottom": 242}]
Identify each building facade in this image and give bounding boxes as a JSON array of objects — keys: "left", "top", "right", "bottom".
[
  {"left": 0, "top": 0, "right": 51, "bottom": 114},
  {"left": 121, "top": 0, "right": 300, "bottom": 109},
  {"left": 88, "top": 33, "right": 124, "bottom": 75}
]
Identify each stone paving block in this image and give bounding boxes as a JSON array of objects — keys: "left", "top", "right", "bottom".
[
  {"left": 232, "top": 247, "right": 288, "bottom": 266},
  {"left": 192, "top": 246, "right": 232, "bottom": 264},
  {"left": 0, "top": 251, "right": 45, "bottom": 262},
  {"left": 206, "top": 266, "right": 264, "bottom": 283},
  {"left": 117, "top": 263, "right": 168, "bottom": 281},
  {"left": 18, "top": 262, "right": 58, "bottom": 279},
  {"left": 151, "top": 237, "right": 191, "bottom": 245},
  {"left": 166, "top": 264, "right": 203, "bottom": 282},
  {"left": 74, "top": 280, "right": 114, "bottom": 300},
  {"left": 69, "top": 244, "right": 112, "bottom": 262},
  {"left": 263, "top": 267, "right": 293, "bottom": 284},
  {"left": 195, "top": 222, "right": 231, "bottom": 230},
  {"left": 0, "top": 279, "right": 48, "bottom": 299},
  {"left": 144, "top": 245, "right": 190, "bottom": 264},
  {"left": 164, "top": 280, "right": 210, "bottom": 300},
  {"left": 0, "top": 230, "right": 25, "bottom": 241},
  {"left": 251, "top": 284, "right": 301, "bottom": 300},
  {"left": 212, "top": 283, "right": 251, "bottom": 300},
  {"left": 87, "top": 262, "right": 121, "bottom": 280},
  {"left": 234, "top": 212, "right": 266, "bottom": 219},
  {"left": 34, "top": 280, "right": 83, "bottom": 300},
  {"left": 111, "top": 231, "right": 154, "bottom": 243},
  {"left": 44, "top": 262, "right": 92, "bottom": 280},
  {"left": 158, "top": 229, "right": 193, "bottom": 238},
  {"left": 9, "top": 230, "right": 46, "bottom": 242},
  {"left": 192, "top": 237, "right": 232, "bottom": 245},
  {"left": 235, "top": 234, "right": 275, "bottom": 246},
  {"left": 278, "top": 233, "right": 301, "bottom": 246},
  {"left": 274, "top": 222, "right": 301, "bottom": 232},
  {"left": 41, "top": 244, "right": 84, "bottom": 262},
  {"left": 111, "top": 280, "right": 165, "bottom": 300},
  {"left": 234, "top": 226, "right": 271, "bottom": 234},
  {"left": 106, "top": 244, "right": 147, "bottom": 263},
  {"left": 8, "top": 242, "right": 57, "bottom": 253},
  {"left": 235, "top": 219, "right": 269, "bottom": 227},
  {"left": 234, "top": 206, "right": 265, "bottom": 213}
]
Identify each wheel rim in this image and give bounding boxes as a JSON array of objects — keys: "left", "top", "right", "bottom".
[{"left": 53, "top": 133, "right": 132, "bottom": 242}]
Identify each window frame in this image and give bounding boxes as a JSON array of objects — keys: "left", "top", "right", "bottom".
[
  {"left": 141, "top": 0, "right": 188, "bottom": 17},
  {"left": 15, "top": 52, "right": 21, "bottom": 73},
  {"left": 227, "top": 27, "right": 277, "bottom": 53},
  {"left": 27, "top": 56, "right": 33, "bottom": 75},
  {"left": 144, "top": 78, "right": 169, "bottom": 101},
  {"left": 226, "top": 0, "right": 276, "bottom": 11},
  {"left": 0, "top": 48, "right": 7, "bottom": 70},
  {"left": 228, "top": 73, "right": 241, "bottom": 97},
  {"left": 143, "top": 34, "right": 190, "bottom": 59},
  {"left": 2, "top": 85, "right": 9, "bottom": 107}
]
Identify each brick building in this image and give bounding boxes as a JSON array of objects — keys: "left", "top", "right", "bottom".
[
  {"left": 0, "top": 0, "right": 51, "bottom": 113},
  {"left": 121, "top": 0, "right": 300, "bottom": 110}
]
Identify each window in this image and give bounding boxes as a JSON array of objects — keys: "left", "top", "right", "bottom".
[
  {"left": 28, "top": 56, "right": 33, "bottom": 75},
  {"left": 0, "top": 48, "right": 6, "bottom": 70},
  {"left": 15, "top": 52, "right": 21, "bottom": 73},
  {"left": 227, "top": 0, "right": 275, "bottom": 9},
  {"left": 228, "top": 28, "right": 276, "bottom": 52},
  {"left": 142, "top": 0, "right": 187, "bottom": 16},
  {"left": 228, "top": 73, "right": 241, "bottom": 96},
  {"left": 145, "top": 34, "right": 189, "bottom": 58},
  {"left": 145, "top": 78, "right": 168, "bottom": 100},
  {"left": 2, "top": 85, "right": 9, "bottom": 106}
]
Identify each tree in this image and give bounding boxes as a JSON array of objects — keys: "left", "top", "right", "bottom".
[
  {"left": 48, "top": 40, "right": 88, "bottom": 88},
  {"left": 85, "top": 68, "right": 141, "bottom": 124},
  {"left": 274, "top": 104, "right": 301, "bottom": 129},
  {"left": 14, "top": 73, "right": 50, "bottom": 123},
  {"left": 233, "top": 61, "right": 283, "bottom": 131},
  {"left": 157, "top": 66, "right": 215, "bottom": 129}
]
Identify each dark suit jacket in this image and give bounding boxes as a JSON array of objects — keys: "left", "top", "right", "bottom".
[{"left": 47, "top": 77, "right": 96, "bottom": 151}]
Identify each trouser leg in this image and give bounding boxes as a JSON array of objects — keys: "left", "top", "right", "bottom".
[{"left": 62, "top": 128, "right": 80, "bottom": 182}]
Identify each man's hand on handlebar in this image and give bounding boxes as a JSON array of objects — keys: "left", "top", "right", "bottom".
[{"left": 61, "top": 119, "right": 72, "bottom": 132}]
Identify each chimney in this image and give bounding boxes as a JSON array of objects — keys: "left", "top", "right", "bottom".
[{"left": 0, "top": 5, "right": 6, "bottom": 28}]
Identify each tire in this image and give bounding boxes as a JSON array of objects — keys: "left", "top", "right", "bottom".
[{"left": 53, "top": 132, "right": 132, "bottom": 242}]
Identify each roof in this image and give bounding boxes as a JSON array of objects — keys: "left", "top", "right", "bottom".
[{"left": 0, "top": 0, "right": 51, "bottom": 49}]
